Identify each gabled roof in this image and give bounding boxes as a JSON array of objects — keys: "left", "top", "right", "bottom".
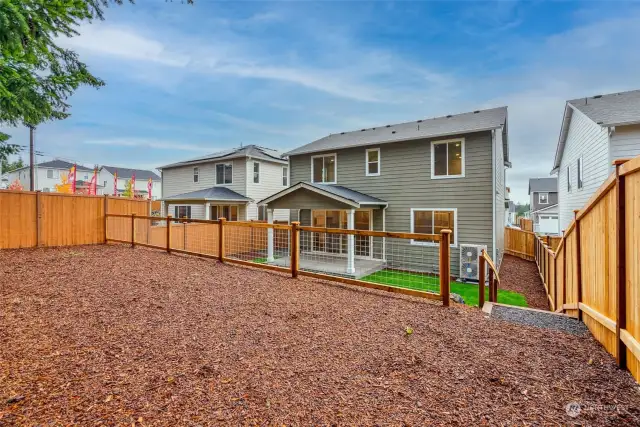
[
  {"left": 101, "top": 166, "right": 160, "bottom": 181},
  {"left": 531, "top": 203, "right": 558, "bottom": 214},
  {"left": 158, "top": 145, "right": 287, "bottom": 170},
  {"left": 258, "top": 181, "right": 388, "bottom": 208},
  {"left": 13, "top": 159, "right": 93, "bottom": 172},
  {"left": 552, "top": 89, "right": 640, "bottom": 172},
  {"left": 162, "top": 186, "right": 252, "bottom": 202},
  {"left": 528, "top": 178, "right": 557, "bottom": 194},
  {"left": 285, "top": 106, "right": 509, "bottom": 162}
]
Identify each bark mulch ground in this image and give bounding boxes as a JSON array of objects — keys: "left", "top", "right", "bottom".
[
  {"left": 499, "top": 254, "right": 550, "bottom": 310},
  {"left": 1, "top": 245, "right": 639, "bottom": 426}
]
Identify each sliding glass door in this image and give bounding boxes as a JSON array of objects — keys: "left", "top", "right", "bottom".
[{"left": 311, "top": 210, "right": 371, "bottom": 257}]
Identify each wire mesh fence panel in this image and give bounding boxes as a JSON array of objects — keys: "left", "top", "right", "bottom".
[
  {"left": 298, "top": 229, "right": 441, "bottom": 294},
  {"left": 106, "top": 215, "right": 132, "bottom": 242},
  {"left": 224, "top": 223, "right": 291, "bottom": 267}
]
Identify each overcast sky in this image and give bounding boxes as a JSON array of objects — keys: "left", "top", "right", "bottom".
[{"left": 2, "top": 1, "right": 640, "bottom": 203}]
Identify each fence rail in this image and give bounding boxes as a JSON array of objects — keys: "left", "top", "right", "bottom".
[
  {"left": 105, "top": 213, "right": 453, "bottom": 305},
  {"left": 534, "top": 156, "right": 640, "bottom": 382}
]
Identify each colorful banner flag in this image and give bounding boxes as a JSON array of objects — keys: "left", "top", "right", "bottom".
[
  {"left": 69, "top": 165, "right": 77, "bottom": 194},
  {"left": 88, "top": 168, "right": 97, "bottom": 195},
  {"left": 147, "top": 177, "right": 152, "bottom": 200},
  {"left": 113, "top": 171, "right": 118, "bottom": 196}
]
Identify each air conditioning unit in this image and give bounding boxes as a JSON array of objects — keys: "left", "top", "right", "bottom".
[{"left": 459, "top": 244, "right": 487, "bottom": 282}]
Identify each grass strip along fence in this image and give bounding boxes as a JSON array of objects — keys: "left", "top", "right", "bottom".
[
  {"left": 531, "top": 156, "right": 640, "bottom": 383},
  {"left": 105, "top": 213, "right": 454, "bottom": 306}
]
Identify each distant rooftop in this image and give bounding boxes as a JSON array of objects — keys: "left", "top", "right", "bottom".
[
  {"left": 569, "top": 89, "right": 640, "bottom": 127},
  {"left": 12, "top": 159, "right": 93, "bottom": 173},
  {"left": 158, "top": 145, "right": 287, "bottom": 169},
  {"left": 528, "top": 177, "right": 557, "bottom": 194},
  {"left": 286, "top": 106, "right": 508, "bottom": 159},
  {"left": 101, "top": 166, "right": 160, "bottom": 181}
]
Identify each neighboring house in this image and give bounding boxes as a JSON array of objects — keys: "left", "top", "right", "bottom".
[
  {"left": 528, "top": 177, "right": 558, "bottom": 234},
  {"left": 505, "top": 200, "right": 517, "bottom": 226},
  {"left": 158, "top": 145, "right": 290, "bottom": 221},
  {"left": 259, "top": 106, "right": 510, "bottom": 277},
  {"left": 6, "top": 159, "right": 93, "bottom": 192},
  {"left": 552, "top": 89, "right": 640, "bottom": 230},
  {"left": 99, "top": 166, "right": 161, "bottom": 199}
]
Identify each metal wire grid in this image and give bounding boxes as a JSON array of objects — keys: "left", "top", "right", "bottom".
[{"left": 224, "top": 224, "right": 291, "bottom": 267}]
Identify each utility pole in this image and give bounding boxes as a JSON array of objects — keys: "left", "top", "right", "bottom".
[{"left": 29, "top": 126, "right": 35, "bottom": 191}]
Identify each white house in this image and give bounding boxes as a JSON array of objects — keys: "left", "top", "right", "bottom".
[
  {"left": 552, "top": 89, "right": 640, "bottom": 230},
  {"left": 99, "top": 166, "right": 161, "bottom": 199},
  {"left": 5, "top": 159, "right": 94, "bottom": 192},
  {"left": 527, "top": 177, "right": 558, "bottom": 234},
  {"left": 158, "top": 145, "right": 290, "bottom": 222}
]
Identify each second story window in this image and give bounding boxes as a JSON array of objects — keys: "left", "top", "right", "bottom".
[
  {"left": 567, "top": 165, "right": 572, "bottom": 192},
  {"left": 193, "top": 167, "right": 199, "bottom": 183},
  {"left": 366, "top": 148, "right": 380, "bottom": 176},
  {"left": 216, "top": 163, "right": 232, "bottom": 185},
  {"left": 539, "top": 193, "right": 549, "bottom": 204},
  {"left": 47, "top": 169, "right": 53, "bottom": 179},
  {"left": 253, "top": 162, "right": 260, "bottom": 184},
  {"left": 282, "top": 166, "right": 288, "bottom": 186},
  {"left": 577, "top": 157, "right": 583, "bottom": 189},
  {"left": 311, "top": 154, "right": 336, "bottom": 184},
  {"left": 431, "top": 139, "right": 464, "bottom": 179}
]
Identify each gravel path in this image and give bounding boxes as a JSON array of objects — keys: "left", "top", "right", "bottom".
[
  {"left": 499, "top": 254, "right": 550, "bottom": 310},
  {"left": 491, "top": 305, "right": 589, "bottom": 336},
  {"left": 1, "top": 245, "right": 639, "bottom": 425}
]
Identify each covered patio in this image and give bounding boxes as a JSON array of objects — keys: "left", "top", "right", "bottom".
[{"left": 259, "top": 182, "right": 388, "bottom": 277}]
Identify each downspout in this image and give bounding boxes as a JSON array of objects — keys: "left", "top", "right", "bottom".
[{"left": 491, "top": 129, "right": 497, "bottom": 262}]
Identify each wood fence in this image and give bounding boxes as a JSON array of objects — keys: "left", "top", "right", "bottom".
[
  {"left": 0, "top": 190, "right": 150, "bottom": 249},
  {"left": 504, "top": 226, "right": 535, "bottom": 260},
  {"left": 535, "top": 156, "right": 640, "bottom": 382},
  {"left": 519, "top": 217, "right": 533, "bottom": 232}
]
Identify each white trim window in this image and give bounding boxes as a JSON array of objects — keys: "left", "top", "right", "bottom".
[
  {"left": 566, "top": 165, "right": 572, "bottom": 192},
  {"left": 210, "top": 205, "right": 239, "bottom": 221},
  {"left": 431, "top": 139, "right": 464, "bottom": 179},
  {"left": 282, "top": 166, "right": 289, "bottom": 186},
  {"left": 46, "top": 169, "right": 54, "bottom": 179},
  {"left": 216, "top": 163, "right": 233, "bottom": 185},
  {"left": 174, "top": 206, "right": 192, "bottom": 219},
  {"left": 410, "top": 208, "right": 457, "bottom": 247},
  {"left": 253, "top": 161, "right": 260, "bottom": 184},
  {"left": 311, "top": 153, "right": 337, "bottom": 184},
  {"left": 538, "top": 192, "right": 549, "bottom": 204},
  {"left": 193, "top": 167, "right": 199, "bottom": 183},
  {"left": 577, "top": 157, "right": 583, "bottom": 189},
  {"left": 365, "top": 148, "right": 380, "bottom": 176}
]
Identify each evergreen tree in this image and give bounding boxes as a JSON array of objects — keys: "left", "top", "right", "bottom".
[
  {"left": 122, "top": 178, "right": 133, "bottom": 198},
  {"left": 1, "top": 157, "right": 25, "bottom": 173}
]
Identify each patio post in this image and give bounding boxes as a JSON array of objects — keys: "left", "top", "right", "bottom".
[
  {"left": 346, "top": 209, "right": 355, "bottom": 274},
  {"left": 205, "top": 202, "right": 211, "bottom": 220},
  {"left": 267, "top": 208, "right": 274, "bottom": 262}
]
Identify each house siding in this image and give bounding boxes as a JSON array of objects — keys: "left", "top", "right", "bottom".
[
  {"left": 530, "top": 191, "right": 558, "bottom": 213},
  {"left": 610, "top": 124, "right": 640, "bottom": 166},
  {"left": 289, "top": 131, "right": 495, "bottom": 276},
  {"left": 245, "top": 158, "right": 290, "bottom": 222},
  {"left": 557, "top": 108, "right": 610, "bottom": 230},
  {"left": 493, "top": 129, "right": 505, "bottom": 267}
]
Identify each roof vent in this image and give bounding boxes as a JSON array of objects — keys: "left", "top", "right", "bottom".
[
  {"left": 597, "top": 121, "right": 604, "bottom": 125},
  {"left": 386, "top": 125, "right": 391, "bottom": 128},
  {"left": 593, "top": 95, "right": 603, "bottom": 99},
  {"left": 417, "top": 119, "right": 423, "bottom": 123},
  {"left": 361, "top": 129, "right": 366, "bottom": 131},
  {"left": 473, "top": 110, "right": 480, "bottom": 114},
  {"left": 446, "top": 114, "right": 452, "bottom": 118},
  {"left": 392, "top": 130, "right": 396, "bottom": 134},
  {"left": 340, "top": 132, "right": 345, "bottom": 135}
]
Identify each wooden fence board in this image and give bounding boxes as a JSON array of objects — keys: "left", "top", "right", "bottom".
[
  {"left": 626, "top": 168, "right": 640, "bottom": 379},
  {"left": 0, "top": 191, "right": 37, "bottom": 248},
  {"left": 504, "top": 227, "right": 535, "bottom": 260}
]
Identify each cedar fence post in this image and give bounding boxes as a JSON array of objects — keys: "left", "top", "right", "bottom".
[
  {"left": 103, "top": 195, "right": 108, "bottom": 243},
  {"left": 218, "top": 217, "right": 226, "bottom": 262},
  {"left": 35, "top": 190, "right": 41, "bottom": 247},
  {"left": 488, "top": 267, "right": 494, "bottom": 303},
  {"left": 478, "top": 250, "right": 486, "bottom": 308},
  {"left": 166, "top": 215, "right": 172, "bottom": 254},
  {"left": 439, "top": 230, "right": 451, "bottom": 306},
  {"left": 131, "top": 213, "right": 136, "bottom": 248},
  {"left": 614, "top": 161, "right": 627, "bottom": 369},
  {"left": 291, "top": 222, "right": 300, "bottom": 278},
  {"left": 574, "top": 210, "right": 582, "bottom": 321},
  {"left": 561, "top": 230, "right": 566, "bottom": 309}
]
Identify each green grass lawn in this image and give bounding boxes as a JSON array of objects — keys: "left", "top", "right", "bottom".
[{"left": 360, "top": 269, "right": 528, "bottom": 308}]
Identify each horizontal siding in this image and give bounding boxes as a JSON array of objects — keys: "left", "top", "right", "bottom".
[
  {"left": 610, "top": 124, "right": 640, "bottom": 165},
  {"left": 290, "top": 131, "right": 495, "bottom": 276},
  {"left": 531, "top": 191, "right": 558, "bottom": 213},
  {"left": 162, "top": 159, "right": 246, "bottom": 199},
  {"left": 558, "top": 108, "right": 610, "bottom": 230},
  {"left": 245, "top": 159, "right": 289, "bottom": 221},
  {"left": 494, "top": 129, "right": 504, "bottom": 266}
]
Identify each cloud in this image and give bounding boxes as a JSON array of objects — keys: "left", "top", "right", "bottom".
[{"left": 83, "top": 138, "right": 212, "bottom": 152}]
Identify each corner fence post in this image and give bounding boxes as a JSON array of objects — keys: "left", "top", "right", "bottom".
[
  {"left": 131, "top": 213, "right": 136, "bottom": 248},
  {"left": 291, "top": 222, "right": 300, "bottom": 278},
  {"left": 478, "top": 249, "right": 486, "bottom": 308},
  {"left": 439, "top": 230, "right": 451, "bottom": 307},
  {"left": 166, "top": 215, "right": 172, "bottom": 254},
  {"left": 574, "top": 210, "right": 582, "bottom": 321},
  {"left": 103, "top": 195, "right": 108, "bottom": 243},
  {"left": 218, "top": 217, "right": 226, "bottom": 262},
  {"left": 488, "top": 266, "right": 495, "bottom": 303},
  {"left": 615, "top": 161, "right": 627, "bottom": 369}
]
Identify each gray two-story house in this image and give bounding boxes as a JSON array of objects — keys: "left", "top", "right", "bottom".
[
  {"left": 527, "top": 177, "right": 558, "bottom": 234},
  {"left": 259, "top": 107, "right": 509, "bottom": 278}
]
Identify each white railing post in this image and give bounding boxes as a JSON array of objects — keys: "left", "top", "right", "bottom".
[
  {"left": 346, "top": 209, "right": 355, "bottom": 274},
  {"left": 267, "top": 208, "right": 274, "bottom": 262}
]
